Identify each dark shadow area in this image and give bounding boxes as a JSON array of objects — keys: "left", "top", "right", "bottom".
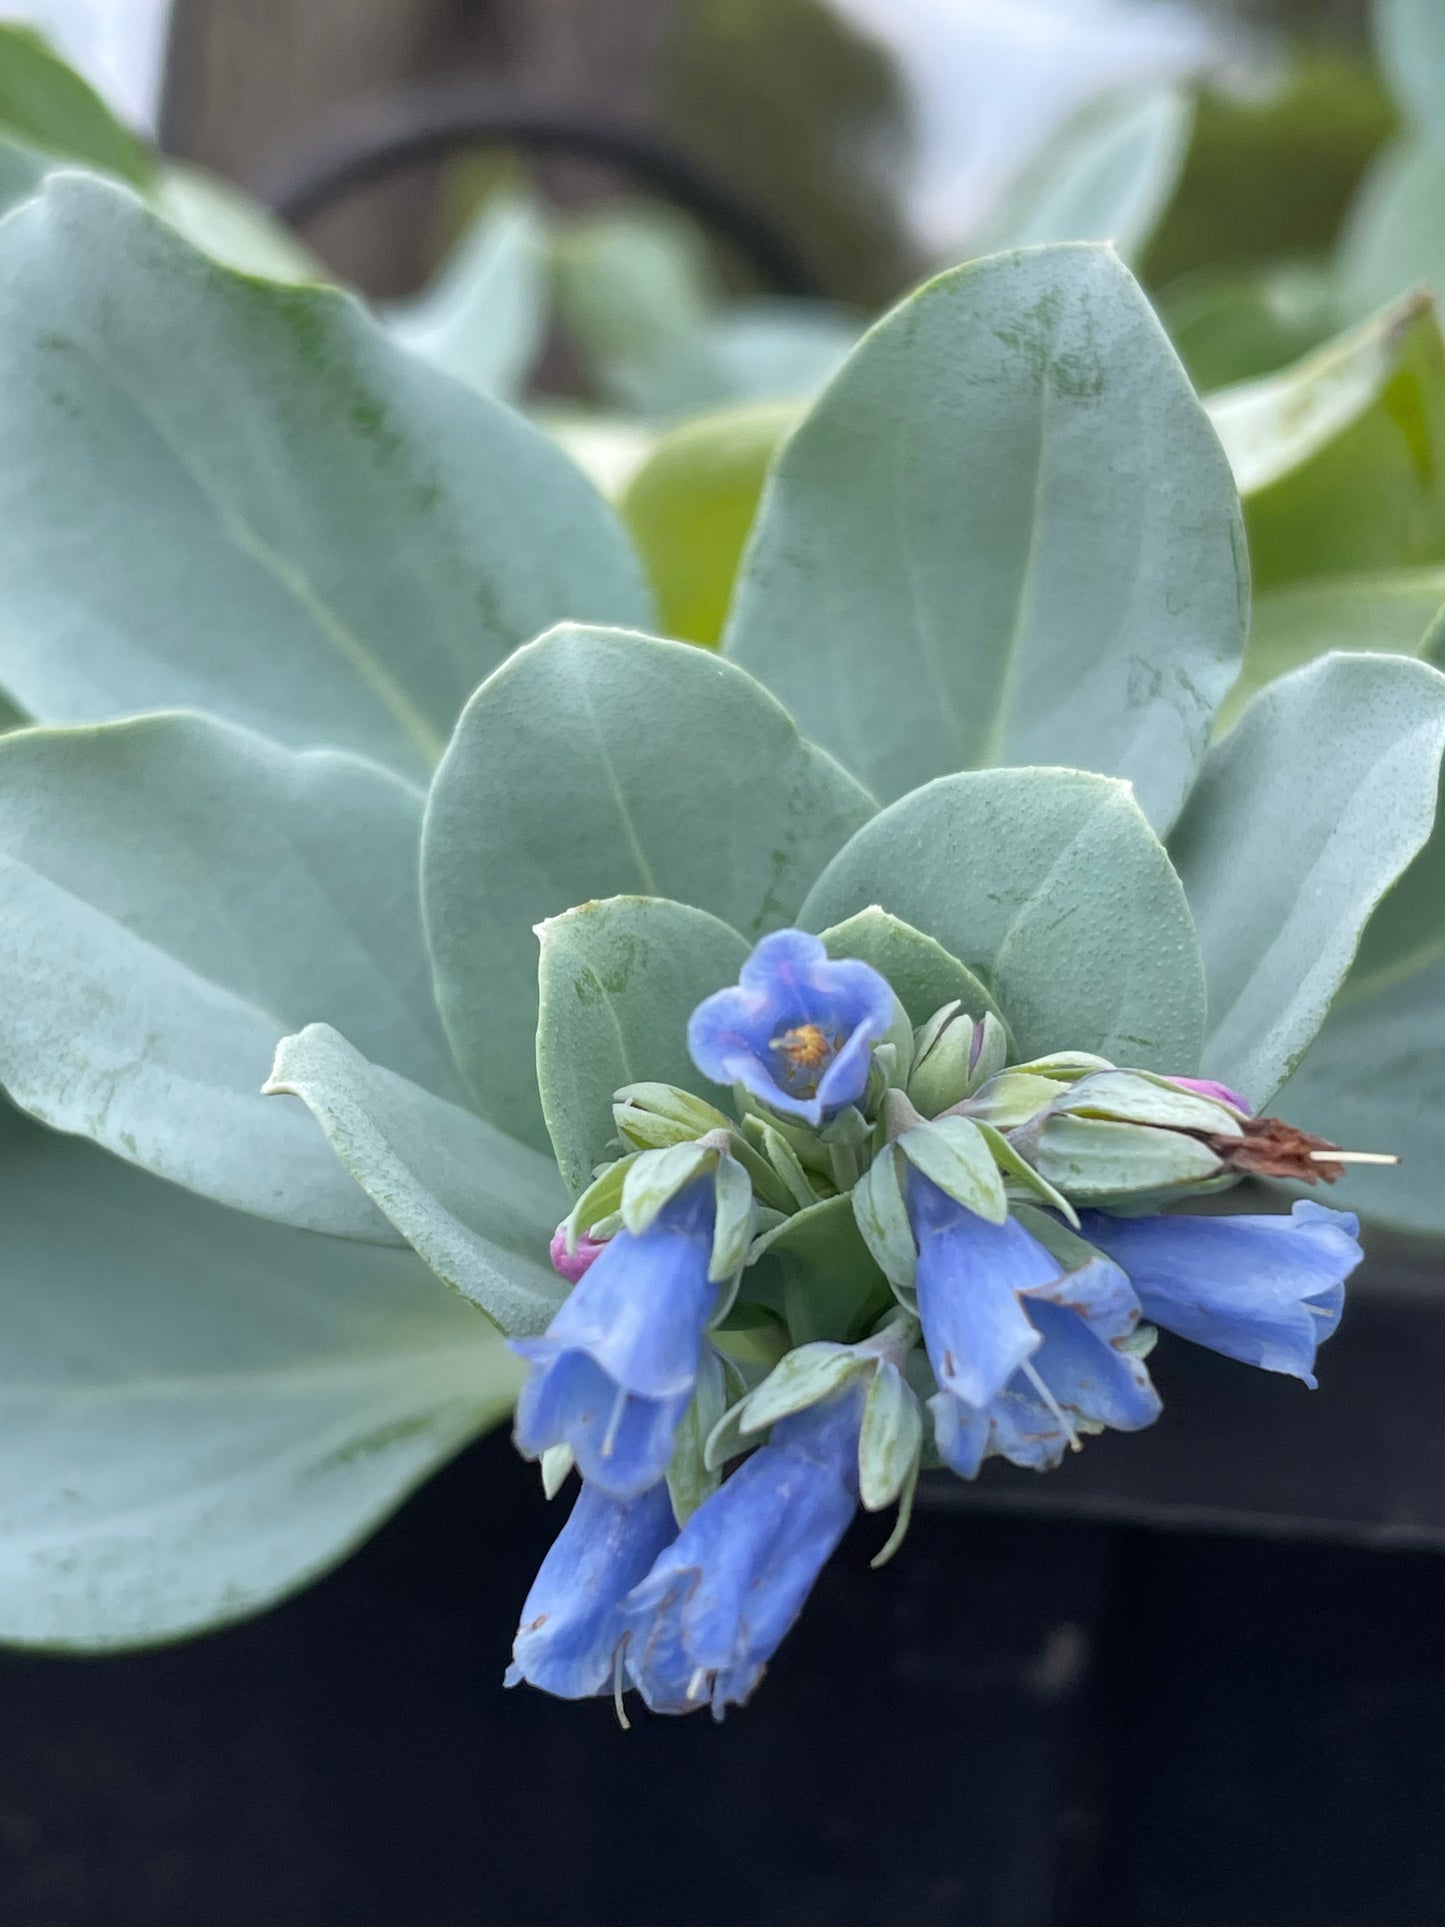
[{"left": 3, "top": 1429, "right": 1443, "bottom": 1926}]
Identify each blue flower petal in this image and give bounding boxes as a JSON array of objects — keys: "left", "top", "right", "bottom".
[
  {"left": 534, "top": 1181, "right": 716, "bottom": 1400},
  {"left": 909, "top": 1172, "right": 1055, "bottom": 1410},
  {"left": 621, "top": 1391, "right": 862, "bottom": 1718},
  {"left": 505, "top": 1480, "right": 677, "bottom": 1700},
  {"left": 687, "top": 927, "right": 894, "bottom": 1126},
  {"left": 513, "top": 1350, "right": 691, "bottom": 1498},
  {"left": 1082, "top": 1200, "right": 1362, "bottom": 1386},
  {"left": 511, "top": 1180, "right": 717, "bottom": 1498},
  {"left": 931, "top": 1294, "right": 1161, "bottom": 1476}
]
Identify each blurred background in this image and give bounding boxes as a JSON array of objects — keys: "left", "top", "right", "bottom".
[{"left": 6, "top": 2, "right": 1445, "bottom": 1923}]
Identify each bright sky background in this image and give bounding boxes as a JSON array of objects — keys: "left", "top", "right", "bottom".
[
  {"left": 8, "top": 0, "right": 172, "bottom": 130},
  {"left": 831, "top": 0, "right": 1226, "bottom": 251}
]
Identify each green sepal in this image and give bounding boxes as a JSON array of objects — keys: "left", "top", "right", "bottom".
[
  {"left": 906, "top": 1007, "right": 979, "bottom": 1118},
  {"left": 1015, "top": 1112, "right": 1228, "bottom": 1211},
  {"left": 709, "top": 1152, "right": 756, "bottom": 1284},
  {"left": 967, "top": 1012, "right": 1009, "bottom": 1093},
  {"left": 540, "top": 1442, "right": 575, "bottom": 1500},
  {"left": 869, "top": 1453, "right": 921, "bottom": 1570},
  {"left": 852, "top": 1144, "right": 918, "bottom": 1295},
  {"left": 822, "top": 1105, "right": 873, "bottom": 1148},
  {"left": 736, "top": 1343, "right": 866, "bottom": 1436},
  {"left": 613, "top": 1081, "right": 734, "bottom": 1152},
  {"left": 721, "top": 1131, "right": 796, "bottom": 1214},
  {"left": 667, "top": 1348, "right": 729, "bottom": 1525},
  {"left": 734, "top": 1088, "right": 835, "bottom": 1176},
  {"left": 959, "top": 1071, "right": 1066, "bottom": 1130},
  {"left": 896, "top": 1116, "right": 1009, "bottom": 1223},
  {"left": 857, "top": 1359, "right": 923, "bottom": 1514},
  {"left": 1010, "top": 1051, "right": 1116, "bottom": 1081},
  {"left": 1053, "top": 1068, "right": 1244, "bottom": 1136},
  {"left": 974, "top": 1120, "right": 1081, "bottom": 1229},
  {"left": 746, "top": 1117, "right": 822, "bottom": 1210},
  {"left": 620, "top": 1140, "right": 715, "bottom": 1234},
  {"left": 564, "top": 1153, "right": 641, "bottom": 1248},
  {"left": 912, "top": 1000, "right": 964, "bottom": 1071}
]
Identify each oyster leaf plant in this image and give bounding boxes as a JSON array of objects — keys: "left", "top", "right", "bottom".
[{"left": 2, "top": 162, "right": 1444, "bottom": 1719}]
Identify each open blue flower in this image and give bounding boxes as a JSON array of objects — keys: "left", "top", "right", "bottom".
[
  {"left": 687, "top": 928, "right": 894, "bottom": 1126},
  {"left": 621, "top": 1388, "right": 863, "bottom": 1718},
  {"left": 929, "top": 1238, "right": 1161, "bottom": 1476},
  {"left": 512, "top": 1180, "right": 717, "bottom": 1499},
  {"left": 506, "top": 1479, "right": 677, "bottom": 1700},
  {"left": 1081, "top": 1200, "right": 1362, "bottom": 1387}
]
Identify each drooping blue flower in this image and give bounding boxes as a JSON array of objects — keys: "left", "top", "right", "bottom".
[
  {"left": 907, "top": 1169, "right": 1058, "bottom": 1411},
  {"left": 687, "top": 927, "right": 894, "bottom": 1126},
  {"left": 621, "top": 1387, "right": 863, "bottom": 1718},
  {"left": 512, "top": 1179, "right": 717, "bottom": 1499},
  {"left": 929, "top": 1237, "right": 1161, "bottom": 1476},
  {"left": 506, "top": 1479, "right": 678, "bottom": 1700},
  {"left": 1081, "top": 1200, "right": 1362, "bottom": 1387}
]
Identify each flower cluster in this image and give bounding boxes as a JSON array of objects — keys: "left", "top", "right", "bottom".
[{"left": 505, "top": 929, "right": 1364, "bottom": 1720}]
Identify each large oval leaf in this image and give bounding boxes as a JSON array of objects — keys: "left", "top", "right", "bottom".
[
  {"left": 724, "top": 243, "right": 1247, "bottom": 831},
  {"left": 0, "top": 1103, "right": 518, "bottom": 1651},
  {"left": 422, "top": 623, "right": 875, "bottom": 1147},
  {"left": 536, "top": 896, "right": 750, "bottom": 1196},
  {"left": 1208, "top": 292, "right": 1445, "bottom": 591},
  {"left": 0, "top": 175, "right": 649, "bottom": 777},
  {"left": 1170, "top": 652, "right": 1445, "bottom": 1106},
  {"left": 267, "top": 1024, "right": 567, "bottom": 1335},
  {"left": 799, "top": 768, "right": 1205, "bottom": 1069},
  {"left": 0, "top": 711, "right": 461, "bottom": 1237}
]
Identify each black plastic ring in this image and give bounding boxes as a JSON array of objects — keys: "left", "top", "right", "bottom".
[{"left": 247, "top": 75, "right": 822, "bottom": 297}]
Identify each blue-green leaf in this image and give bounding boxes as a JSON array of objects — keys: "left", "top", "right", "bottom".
[
  {"left": 800, "top": 767, "right": 1205, "bottom": 1069},
  {"left": 387, "top": 191, "right": 547, "bottom": 399},
  {"left": 0, "top": 175, "right": 649, "bottom": 774},
  {"left": 1375, "top": 0, "right": 1445, "bottom": 146},
  {"left": 1170, "top": 652, "right": 1445, "bottom": 1106},
  {"left": 0, "top": 23, "right": 154, "bottom": 186},
  {"left": 816, "top": 906, "right": 1001, "bottom": 1027},
  {"left": 977, "top": 88, "right": 1192, "bottom": 265},
  {"left": 0, "top": 1102, "right": 518, "bottom": 1651},
  {"left": 725, "top": 243, "right": 1247, "bottom": 830},
  {"left": 1338, "top": 139, "right": 1445, "bottom": 319},
  {"left": 1274, "top": 790, "right": 1445, "bottom": 1233},
  {"left": 422, "top": 623, "right": 874, "bottom": 1147},
  {"left": 0, "top": 711, "right": 459, "bottom": 1237},
  {"left": 535, "top": 895, "right": 749, "bottom": 1197},
  {"left": 266, "top": 1025, "right": 566, "bottom": 1335},
  {"left": 153, "top": 161, "right": 326, "bottom": 284}
]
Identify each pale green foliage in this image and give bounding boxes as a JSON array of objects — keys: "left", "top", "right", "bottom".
[{"left": 725, "top": 245, "right": 1247, "bottom": 830}]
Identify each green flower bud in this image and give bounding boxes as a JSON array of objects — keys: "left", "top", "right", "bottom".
[
  {"left": 907, "top": 1005, "right": 1009, "bottom": 1116},
  {"left": 613, "top": 1080, "right": 735, "bottom": 1152}
]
